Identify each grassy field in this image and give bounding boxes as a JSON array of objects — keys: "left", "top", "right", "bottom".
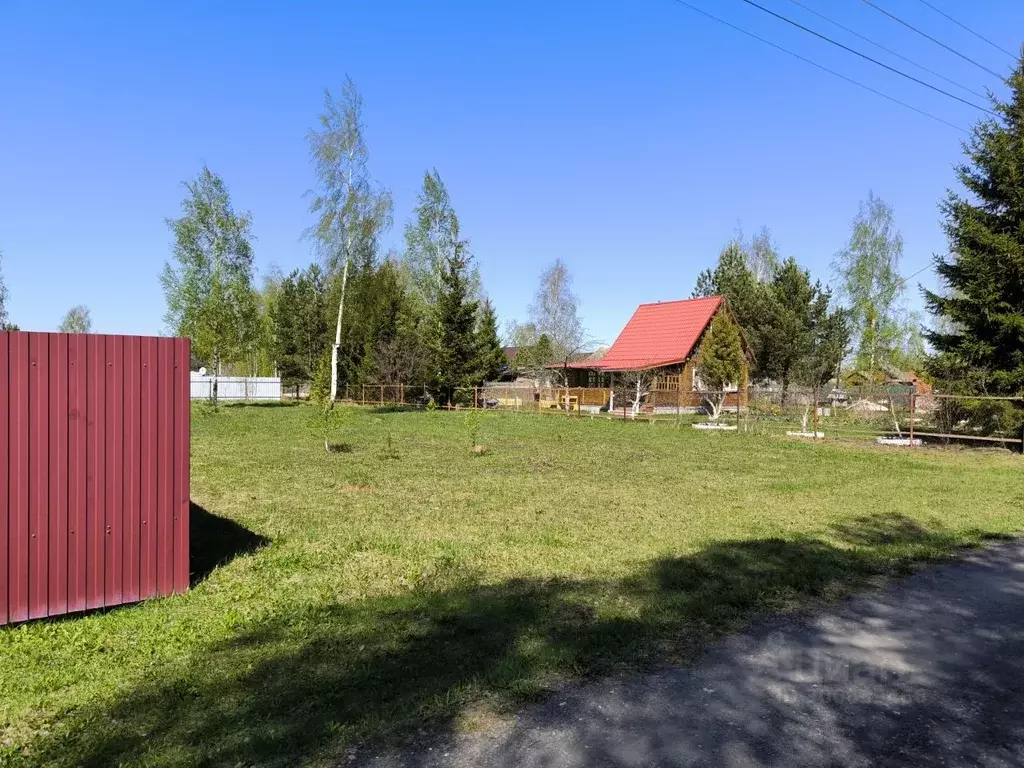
[{"left": 1, "top": 404, "right": 1022, "bottom": 766}]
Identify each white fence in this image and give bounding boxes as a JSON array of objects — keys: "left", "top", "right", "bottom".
[{"left": 190, "top": 374, "right": 282, "bottom": 401}]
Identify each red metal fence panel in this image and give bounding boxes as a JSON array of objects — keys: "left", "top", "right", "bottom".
[{"left": 1, "top": 331, "right": 190, "bottom": 626}]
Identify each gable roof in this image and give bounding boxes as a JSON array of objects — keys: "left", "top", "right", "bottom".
[{"left": 583, "top": 296, "right": 724, "bottom": 371}]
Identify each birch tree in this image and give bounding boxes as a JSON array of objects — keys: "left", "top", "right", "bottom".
[
  {"left": 402, "top": 170, "right": 480, "bottom": 306},
  {"left": 529, "top": 259, "right": 591, "bottom": 381},
  {"left": 832, "top": 193, "right": 905, "bottom": 376},
  {"left": 161, "top": 166, "right": 257, "bottom": 404},
  {"left": 0, "top": 250, "right": 11, "bottom": 330},
  {"left": 58, "top": 305, "right": 92, "bottom": 334},
  {"left": 615, "top": 370, "right": 654, "bottom": 419},
  {"left": 746, "top": 226, "right": 780, "bottom": 283},
  {"left": 307, "top": 77, "right": 392, "bottom": 401}
]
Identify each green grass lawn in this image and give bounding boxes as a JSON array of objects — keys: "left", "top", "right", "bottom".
[{"left": 2, "top": 405, "right": 1022, "bottom": 766}]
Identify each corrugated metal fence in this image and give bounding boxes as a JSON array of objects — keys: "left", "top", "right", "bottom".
[
  {"left": 190, "top": 375, "right": 281, "bottom": 401},
  {"left": 1, "top": 331, "right": 190, "bottom": 626}
]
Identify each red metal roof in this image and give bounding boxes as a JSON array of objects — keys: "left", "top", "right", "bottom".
[{"left": 586, "top": 296, "right": 724, "bottom": 371}]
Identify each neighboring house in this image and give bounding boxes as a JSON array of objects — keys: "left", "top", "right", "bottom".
[
  {"left": 502, "top": 348, "right": 600, "bottom": 388},
  {"left": 556, "top": 296, "right": 754, "bottom": 407},
  {"left": 844, "top": 367, "right": 933, "bottom": 395}
]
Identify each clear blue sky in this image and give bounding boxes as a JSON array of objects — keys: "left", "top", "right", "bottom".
[{"left": 1, "top": 0, "right": 1021, "bottom": 345}]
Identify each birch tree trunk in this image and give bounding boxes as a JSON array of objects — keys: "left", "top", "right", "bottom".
[{"left": 329, "top": 256, "right": 349, "bottom": 402}]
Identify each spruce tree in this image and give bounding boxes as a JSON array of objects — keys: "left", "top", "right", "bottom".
[
  {"left": 432, "top": 233, "right": 479, "bottom": 404},
  {"left": 695, "top": 311, "right": 745, "bottom": 420},
  {"left": 925, "top": 57, "right": 1024, "bottom": 394},
  {"left": 692, "top": 240, "right": 768, "bottom": 375},
  {"left": 274, "top": 265, "right": 330, "bottom": 392},
  {"left": 475, "top": 298, "right": 506, "bottom": 382}
]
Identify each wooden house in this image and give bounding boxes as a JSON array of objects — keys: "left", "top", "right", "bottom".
[{"left": 557, "top": 296, "right": 754, "bottom": 409}]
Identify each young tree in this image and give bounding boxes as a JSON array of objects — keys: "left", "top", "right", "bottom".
[
  {"left": 161, "top": 166, "right": 257, "bottom": 404},
  {"left": 432, "top": 226, "right": 480, "bottom": 404},
  {"left": 475, "top": 297, "right": 506, "bottom": 382},
  {"left": 308, "top": 77, "right": 393, "bottom": 401},
  {"left": 695, "top": 312, "right": 745, "bottom": 421},
  {"left": 529, "top": 259, "right": 590, "bottom": 381},
  {"left": 58, "top": 305, "right": 92, "bottom": 334},
  {"left": 832, "top": 193, "right": 906, "bottom": 376},
  {"left": 925, "top": 57, "right": 1024, "bottom": 395}
]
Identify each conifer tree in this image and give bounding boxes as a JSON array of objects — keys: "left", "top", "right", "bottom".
[
  {"left": 432, "top": 228, "right": 479, "bottom": 405},
  {"left": 695, "top": 311, "right": 745, "bottom": 420},
  {"left": 475, "top": 298, "right": 506, "bottom": 383},
  {"left": 925, "top": 56, "right": 1024, "bottom": 394}
]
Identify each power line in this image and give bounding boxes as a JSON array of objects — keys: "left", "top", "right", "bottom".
[
  {"left": 897, "top": 263, "right": 933, "bottom": 290},
  {"left": 739, "top": 0, "right": 995, "bottom": 115},
  {"left": 861, "top": 0, "right": 1006, "bottom": 80},
  {"left": 913, "top": 0, "right": 1017, "bottom": 61},
  {"left": 785, "top": 0, "right": 987, "bottom": 99},
  {"left": 669, "top": 0, "right": 967, "bottom": 133}
]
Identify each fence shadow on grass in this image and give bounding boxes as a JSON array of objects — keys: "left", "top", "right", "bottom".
[
  {"left": 27, "top": 514, "right": 999, "bottom": 767},
  {"left": 189, "top": 502, "right": 270, "bottom": 586}
]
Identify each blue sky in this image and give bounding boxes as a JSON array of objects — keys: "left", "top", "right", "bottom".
[{"left": 1, "top": 1, "right": 1020, "bottom": 345}]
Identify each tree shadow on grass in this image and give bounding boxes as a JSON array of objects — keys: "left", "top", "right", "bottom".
[
  {"left": 189, "top": 502, "right": 270, "bottom": 586},
  {"left": 23, "top": 514, "right": 1000, "bottom": 767}
]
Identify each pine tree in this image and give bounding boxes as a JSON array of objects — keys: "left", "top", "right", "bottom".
[
  {"left": 760, "top": 258, "right": 848, "bottom": 402},
  {"left": 925, "top": 58, "right": 1024, "bottom": 394},
  {"left": 432, "top": 232, "right": 479, "bottom": 405},
  {"left": 475, "top": 298, "right": 506, "bottom": 382}
]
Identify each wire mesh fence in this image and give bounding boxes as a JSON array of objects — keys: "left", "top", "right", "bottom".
[
  {"left": 329, "top": 381, "right": 1024, "bottom": 451},
  {"left": 745, "top": 386, "right": 1024, "bottom": 449}
]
